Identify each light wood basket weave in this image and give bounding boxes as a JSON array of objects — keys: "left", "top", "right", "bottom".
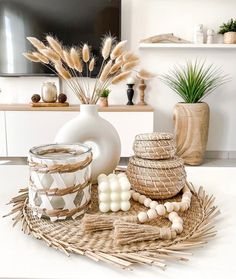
[
  {"left": 133, "top": 132, "right": 176, "bottom": 160},
  {"left": 127, "top": 156, "right": 186, "bottom": 199},
  {"left": 6, "top": 182, "right": 219, "bottom": 270}
]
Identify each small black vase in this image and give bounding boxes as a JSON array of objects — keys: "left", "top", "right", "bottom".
[{"left": 126, "top": 84, "right": 134, "bottom": 105}]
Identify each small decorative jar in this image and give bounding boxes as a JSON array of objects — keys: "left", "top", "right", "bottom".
[
  {"left": 28, "top": 143, "right": 93, "bottom": 222},
  {"left": 41, "top": 81, "right": 57, "bottom": 103},
  {"left": 98, "top": 97, "right": 108, "bottom": 107}
]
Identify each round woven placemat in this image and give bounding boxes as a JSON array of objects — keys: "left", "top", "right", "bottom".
[{"left": 6, "top": 181, "right": 219, "bottom": 270}]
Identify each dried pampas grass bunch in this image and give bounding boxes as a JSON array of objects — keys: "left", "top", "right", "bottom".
[{"left": 24, "top": 35, "right": 155, "bottom": 104}]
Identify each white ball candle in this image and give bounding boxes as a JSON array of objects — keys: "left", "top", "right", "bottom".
[
  {"left": 99, "top": 193, "right": 110, "bottom": 202},
  {"left": 110, "top": 180, "right": 120, "bottom": 192},
  {"left": 99, "top": 202, "right": 110, "bottom": 213},
  {"left": 110, "top": 202, "right": 120, "bottom": 212},
  {"left": 121, "top": 201, "right": 131, "bottom": 211},
  {"left": 110, "top": 192, "right": 120, "bottom": 202},
  {"left": 120, "top": 181, "right": 131, "bottom": 191},
  {"left": 117, "top": 173, "right": 126, "bottom": 178},
  {"left": 98, "top": 181, "right": 110, "bottom": 193},
  {"left": 121, "top": 191, "right": 131, "bottom": 201},
  {"left": 97, "top": 173, "right": 107, "bottom": 183}
]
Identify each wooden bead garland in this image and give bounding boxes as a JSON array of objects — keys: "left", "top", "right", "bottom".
[{"left": 131, "top": 184, "right": 192, "bottom": 238}]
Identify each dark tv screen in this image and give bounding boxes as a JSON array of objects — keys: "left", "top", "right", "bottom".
[{"left": 0, "top": 0, "right": 121, "bottom": 76}]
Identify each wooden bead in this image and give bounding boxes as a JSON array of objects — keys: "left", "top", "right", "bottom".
[
  {"left": 171, "top": 230, "right": 177, "bottom": 239},
  {"left": 164, "top": 202, "right": 174, "bottom": 213},
  {"left": 171, "top": 223, "right": 183, "bottom": 234},
  {"left": 183, "top": 192, "right": 192, "bottom": 199},
  {"left": 180, "top": 202, "right": 188, "bottom": 212},
  {"left": 149, "top": 201, "right": 159, "bottom": 209},
  {"left": 138, "top": 195, "right": 146, "bottom": 204},
  {"left": 138, "top": 212, "right": 148, "bottom": 223},
  {"left": 155, "top": 204, "right": 166, "bottom": 216},
  {"left": 132, "top": 192, "right": 140, "bottom": 201},
  {"left": 168, "top": 211, "right": 178, "bottom": 222},
  {"left": 144, "top": 198, "right": 152, "bottom": 207},
  {"left": 147, "top": 209, "right": 157, "bottom": 219},
  {"left": 173, "top": 217, "right": 183, "bottom": 225},
  {"left": 172, "top": 202, "right": 180, "bottom": 212}
]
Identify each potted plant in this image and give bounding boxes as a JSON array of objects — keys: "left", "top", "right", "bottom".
[
  {"left": 161, "top": 60, "right": 228, "bottom": 165},
  {"left": 219, "top": 18, "right": 236, "bottom": 44},
  {"left": 98, "top": 88, "right": 110, "bottom": 107}
]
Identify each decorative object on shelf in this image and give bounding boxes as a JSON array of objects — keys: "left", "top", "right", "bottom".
[
  {"left": 28, "top": 143, "right": 92, "bottom": 221},
  {"left": 41, "top": 81, "right": 58, "bottom": 103},
  {"left": 161, "top": 60, "right": 229, "bottom": 165},
  {"left": 140, "top": 33, "right": 190, "bottom": 44},
  {"left": 31, "top": 94, "right": 41, "bottom": 103},
  {"left": 193, "top": 24, "right": 204, "bottom": 44},
  {"left": 219, "top": 18, "right": 236, "bottom": 44},
  {"left": 137, "top": 79, "right": 147, "bottom": 105},
  {"left": 126, "top": 83, "right": 135, "bottom": 105},
  {"left": 23, "top": 35, "right": 154, "bottom": 179},
  {"left": 98, "top": 88, "right": 110, "bottom": 107},
  {"left": 207, "top": 29, "right": 215, "bottom": 44},
  {"left": 133, "top": 132, "right": 176, "bottom": 160},
  {"left": 58, "top": 93, "right": 67, "bottom": 103},
  {"left": 127, "top": 156, "right": 186, "bottom": 199},
  {"left": 30, "top": 102, "right": 69, "bottom": 107},
  {"left": 55, "top": 104, "right": 121, "bottom": 183},
  {"left": 97, "top": 173, "right": 131, "bottom": 212},
  {"left": 5, "top": 182, "right": 219, "bottom": 269}
]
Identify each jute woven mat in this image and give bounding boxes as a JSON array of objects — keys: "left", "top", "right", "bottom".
[{"left": 5, "top": 183, "right": 219, "bottom": 270}]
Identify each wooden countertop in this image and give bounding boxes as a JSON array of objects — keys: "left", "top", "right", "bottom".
[{"left": 0, "top": 104, "right": 154, "bottom": 112}]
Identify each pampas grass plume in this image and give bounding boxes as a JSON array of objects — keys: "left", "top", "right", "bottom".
[
  {"left": 41, "top": 48, "right": 60, "bottom": 61},
  {"left": 32, "top": 52, "right": 49, "bottom": 64},
  {"left": 55, "top": 64, "right": 71, "bottom": 79},
  {"left": 123, "top": 60, "right": 139, "bottom": 71},
  {"left": 70, "top": 48, "right": 83, "bottom": 72},
  {"left": 112, "top": 70, "right": 131, "bottom": 84},
  {"left": 110, "top": 60, "right": 122, "bottom": 74},
  {"left": 137, "top": 69, "right": 156, "bottom": 80},
  {"left": 46, "top": 36, "right": 63, "bottom": 57},
  {"left": 123, "top": 51, "right": 139, "bottom": 62},
  {"left": 89, "top": 57, "right": 95, "bottom": 72},
  {"left": 99, "top": 60, "right": 113, "bottom": 82},
  {"left": 27, "top": 37, "right": 45, "bottom": 50},
  {"left": 101, "top": 36, "right": 113, "bottom": 60},
  {"left": 23, "top": 52, "right": 40, "bottom": 62},
  {"left": 110, "top": 40, "right": 127, "bottom": 60},
  {"left": 82, "top": 44, "right": 90, "bottom": 63}
]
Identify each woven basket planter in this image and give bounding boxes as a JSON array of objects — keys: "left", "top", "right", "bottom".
[
  {"left": 133, "top": 132, "right": 176, "bottom": 160},
  {"left": 127, "top": 156, "right": 186, "bottom": 199},
  {"left": 224, "top": 32, "right": 236, "bottom": 44}
]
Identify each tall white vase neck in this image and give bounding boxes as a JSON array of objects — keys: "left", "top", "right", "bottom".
[{"left": 80, "top": 104, "right": 98, "bottom": 117}]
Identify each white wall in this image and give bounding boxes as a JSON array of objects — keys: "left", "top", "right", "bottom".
[{"left": 0, "top": 0, "right": 236, "bottom": 151}]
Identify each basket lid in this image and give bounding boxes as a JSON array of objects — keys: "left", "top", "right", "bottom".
[
  {"left": 135, "top": 132, "right": 174, "bottom": 141},
  {"left": 129, "top": 156, "right": 184, "bottom": 169}
]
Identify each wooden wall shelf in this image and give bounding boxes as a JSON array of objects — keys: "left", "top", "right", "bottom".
[
  {"left": 139, "top": 43, "right": 236, "bottom": 49},
  {"left": 0, "top": 104, "right": 154, "bottom": 112}
]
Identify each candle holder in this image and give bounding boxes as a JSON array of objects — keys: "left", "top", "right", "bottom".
[
  {"left": 137, "top": 79, "right": 147, "bottom": 106},
  {"left": 126, "top": 83, "right": 135, "bottom": 105},
  {"left": 28, "top": 143, "right": 93, "bottom": 222}
]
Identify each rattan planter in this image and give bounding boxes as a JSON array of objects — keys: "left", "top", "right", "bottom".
[
  {"left": 224, "top": 32, "right": 236, "bottom": 44},
  {"left": 127, "top": 156, "right": 186, "bottom": 199},
  {"left": 133, "top": 132, "right": 176, "bottom": 160}
]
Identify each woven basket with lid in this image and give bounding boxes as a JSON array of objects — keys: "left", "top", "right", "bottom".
[
  {"left": 127, "top": 156, "right": 186, "bottom": 199},
  {"left": 133, "top": 132, "right": 176, "bottom": 160}
]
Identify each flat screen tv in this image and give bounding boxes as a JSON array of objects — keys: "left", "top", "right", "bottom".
[{"left": 0, "top": 0, "right": 121, "bottom": 76}]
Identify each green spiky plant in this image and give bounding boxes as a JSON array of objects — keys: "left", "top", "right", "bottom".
[
  {"left": 100, "top": 88, "right": 110, "bottom": 98},
  {"left": 219, "top": 18, "right": 236, "bottom": 34},
  {"left": 160, "top": 60, "right": 229, "bottom": 103}
]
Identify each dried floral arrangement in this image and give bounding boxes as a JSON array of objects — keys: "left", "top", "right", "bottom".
[{"left": 23, "top": 35, "right": 155, "bottom": 104}]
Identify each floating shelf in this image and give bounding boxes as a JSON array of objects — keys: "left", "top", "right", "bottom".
[{"left": 139, "top": 43, "right": 236, "bottom": 49}]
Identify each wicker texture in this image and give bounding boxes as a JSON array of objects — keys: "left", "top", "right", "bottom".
[
  {"left": 127, "top": 156, "right": 186, "bottom": 199},
  {"left": 6, "top": 183, "right": 219, "bottom": 270}
]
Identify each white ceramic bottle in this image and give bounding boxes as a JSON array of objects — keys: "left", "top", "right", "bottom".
[
  {"left": 54, "top": 105, "right": 121, "bottom": 183},
  {"left": 194, "top": 24, "right": 204, "bottom": 44}
]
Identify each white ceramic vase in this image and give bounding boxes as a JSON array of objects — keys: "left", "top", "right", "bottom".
[{"left": 54, "top": 105, "right": 121, "bottom": 183}]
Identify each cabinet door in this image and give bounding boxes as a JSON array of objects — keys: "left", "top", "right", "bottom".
[
  {"left": 100, "top": 112, "right": 154, "bottom": 157},
  {"left": 6, "top": 111, "right": 154, "bottom": 157},
  {"left": 0, "top": 112, "right": 7, "bottom": 156},
  {"left": 5, "top": 111, "right": 78, "bottom": 156}
]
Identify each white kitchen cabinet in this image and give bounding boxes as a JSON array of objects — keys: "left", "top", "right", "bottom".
[
  {"left": 4, "top": 107, "right": 154, "bottom": 157},
  {"left": 0, "top": 112, "right": 7, "bottom": 156}
]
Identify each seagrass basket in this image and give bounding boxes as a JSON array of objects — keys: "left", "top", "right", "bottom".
[
  {"left": 133, "top": 132, "right": 176, "bottom": 160},
  {"left": 127, "top": 156, "right": 186, "bottom": 199}
]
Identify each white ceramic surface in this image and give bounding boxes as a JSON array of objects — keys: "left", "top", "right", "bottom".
[{"left": 54, "top": 105, "right": 121, "bottom": 182}]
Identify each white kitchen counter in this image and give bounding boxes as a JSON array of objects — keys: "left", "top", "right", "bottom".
[{"left": 0, "top": 165, "right": 235, "bottom": 279}]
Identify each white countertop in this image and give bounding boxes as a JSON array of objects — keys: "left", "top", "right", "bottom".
[{"left": 0, "top": 165, "right": 236, "bottom": 279}]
